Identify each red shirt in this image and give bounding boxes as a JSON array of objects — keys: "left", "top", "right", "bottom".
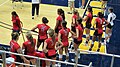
[
  {"left": 95, "top": 17, "right": 105, "bottom": 34},
  {"left": 59, "top": 28, "right": 70, "bottom": 47},
  {"left": 37, "top": 24, "right": 50, "bottom": 40},
  {"left": 45, "top": 38, "right": 58, "bottom": 56},
  {"left": 10, "top": 40, "right": 20, "bottom": 61},
  {"left": 12, "top": 16, "right": 21, "bottom": 30},
  {"left": 23, "top": 39, "right": 36, "bottom": 56},
  {"left": 76, "top": 25, "right": 83, "bottom": 41},
  {"left": 86, "top": 12, "right": 93, "bottom": 23},
  {"left": 72, "top": 14, "right": 78, "bottom": 26},
  {"left": 56, "top": 15, "right": 63, "bottom": 30},
  {"left": 95, "top": 17, "right": 105, "bottom": 29}
]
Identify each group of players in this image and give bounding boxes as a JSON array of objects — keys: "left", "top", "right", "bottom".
[{"left": 10, "top": 6, "right": 116, "bottom": 67}]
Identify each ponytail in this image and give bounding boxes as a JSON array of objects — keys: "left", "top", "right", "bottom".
[
  {"left": 26, "top": 32, "right": 34, "bottom": 46},
  {"left": 47, "top": 28, "right": 55, "bottom": 42}
]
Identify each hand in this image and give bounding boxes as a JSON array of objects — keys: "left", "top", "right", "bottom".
[
  {"left": 95, "top": 28, "right": 98, "bottom": 30},
  {"left": 24, "top": 59, "right": 30, "bottom": 64}
]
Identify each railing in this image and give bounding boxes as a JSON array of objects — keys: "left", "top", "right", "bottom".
[
  {"left": 0, "top": 50, "right": 92, "bottom": 67},
  {"left": 76, "top": 49, "right": 120, "bottom": 67}
]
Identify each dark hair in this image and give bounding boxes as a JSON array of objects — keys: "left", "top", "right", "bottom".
[
  {"left": 98, "top": 12, "right": 103, "bottom": 18},
  {"left": 11, "top": 11, "right": 18, "bottom": 17},
  {"left": 77, "top": 18, "right": 84, "bottom": 29},
  {"left": 61, "top": 9, "right": 65, "bottom": 20},
  {"left": 109, "top": 7, "right": 113, "bottom": 12},
  {"left": 57, "top": 8, "right": 62, "bottom": 15},
  {"left": 88, "top": 7, "right": 93, "bottom": 12},
  {"left": 88, "top": 7, "right": 93, "bottom": 18},
  {"left": 62, "top": 20, "right": 67, "bottom": 28},
  {"left": 73, "top": 9, "right": 78, "bottom": 15},
  {"left": 11, "top": 32, "right": 19, "bottom": 40},
  {"left": 42, "top": 17, "right": 49, "bottom": 23},
  {"left": 26, "top": 32, "right": 34, "bottom": 46},
  {"left": 77, "top": 18, "right": 82, "bottom": 24}
]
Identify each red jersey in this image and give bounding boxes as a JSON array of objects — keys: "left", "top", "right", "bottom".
[
  {"left": 45, "top": 38, "right": 58, "bottom": 56},
  {"left": 10, "top": 40, "right": 20, "bottom": 61},
  {"left": 12, "top": 16, "right": 21, "bottom": 30},
  {"left": 56, "top": 15, "right": 63, "bottom": 30},
  {"left": 72, "top": 14, "right": 78, "bottom": 26},
  {"left": 37, "top": 24, "right": 50, "bottom": 40},
  {"left": 86, "top": 12, "right": 93, "bottom": 23},
  {"left": 76, "top": 25, "right": 83, "bottom": 41},
  {"left": 59, "top": 28, "right": 70, "bottom": 47},
  {"left": 95, "top": 17, "right": 105, "bottom": 34},
  {"left": 22, "top": 39, "right": 36, "bottom": 56}
]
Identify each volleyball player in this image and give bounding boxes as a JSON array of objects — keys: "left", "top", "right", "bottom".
[
  {"left": 104, "top": 7, "right": 116, "bottom": 44},
  {"left": 72, "top": 18, "right": 83, "bottom": 57},
  {"left": 10, "top": 32, "right": 29, "bottom": 67},
  {"left": 54, "top": 8, "right": 63, "bottom": 35},
  {"left": 58, "top": 20, "right": 75, "bottom": 65},
  {"left": 83, "top": 7, "right": 93, "bottom": 46},
  {"left": 31, "top": 17, "right": 50, "bottom": 50},
  {"left": 89, "top": 12, "right": 108, "bottom": 52},
  {"left": 11, "top": 11, "right": 22, "bottom": 34},
  {"left": 68, "top": 0, "right": 75, "bottom": 14},
  {"left": 22, "top": 32, "right": 36, "bottom": 65},
  {"left": 71, "top": 10, "right": 78, "bottom": 32},
  {"left": 43, "top": 28, "right": 63, "bottom": 67}
]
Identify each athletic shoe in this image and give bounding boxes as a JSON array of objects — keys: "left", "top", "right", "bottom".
[
  {"left": 57, "top": 63, "right": 61, "bottom": 67},
  {"left": 32, "top": 17, "right": 34, "bottom": 19},
  {"left": 97, "top": 49, "right": 100, "bottom": 52},
  {"left": 67, "top": 12, "right": 72, "bottom": 14},
  {"left": 71, "top": 59, "right": 75, "bottom": 62}
]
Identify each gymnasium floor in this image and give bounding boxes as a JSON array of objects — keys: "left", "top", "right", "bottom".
[{"left": 0, "top": 0, "right": 105, "bottom": 53}]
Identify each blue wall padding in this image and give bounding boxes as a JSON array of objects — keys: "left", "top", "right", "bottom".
[{"left": 23, "top": 0, "right": 88, "bottom": 8}]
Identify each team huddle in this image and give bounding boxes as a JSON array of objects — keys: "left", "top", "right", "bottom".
[{"left": 10, "top": 6, "right": 116, "bottom": 67}]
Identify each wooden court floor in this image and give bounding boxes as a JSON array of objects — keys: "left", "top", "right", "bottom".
[{"left": 0, "top": 0, "right": 105, "bottom": 53}]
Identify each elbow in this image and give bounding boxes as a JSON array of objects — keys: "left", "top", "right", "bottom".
[{"left": 43, "top": 49, "right": 47, "bottom": 53}]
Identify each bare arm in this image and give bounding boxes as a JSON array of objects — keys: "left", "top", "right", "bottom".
[
  {"left": 43, "top": 42, "right": 48, "bottom": 53},
  {"left": 17, "top": 48, "right": 29, "bottom": 62},
  {"left": 83, "top": 16, "right": 88, "bottom": 21},
  {"left": 72, "top": 28, "right": 79, "bottom": 38},
  {"left": 31, "top": 26, "right": 38, "bottom": 33},
  {"left": 57, "top": 33, "right": 64, "bottom": 49},
  {"left": 54, "top": 20, "right": 59, "bottom": 30}
]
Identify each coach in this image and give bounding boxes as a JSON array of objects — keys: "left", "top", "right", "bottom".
[{"left": 32, "top": 0, "right": 41, "bottom": 19}]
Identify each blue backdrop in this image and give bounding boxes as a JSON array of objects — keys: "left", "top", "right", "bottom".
[{"left": 23, "top": 0, "right": 88, "bottom": 8}]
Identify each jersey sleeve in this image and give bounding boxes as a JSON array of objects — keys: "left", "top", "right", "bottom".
[
  {"left": 59, "top": 30, "right": 62, "bottom": 34},
  {"left": 56, "top": 16, "right": 62, "bottom": 21},
  {"left": 87, "top": 13, "right": 91, "bottom": 18},
  {"left": 68, "top": 28, "right": 70, "bottom": 32},
  {"left": 37, "top": 24, "right": 40, "bottom": 28},
  {"left": 56, "top": 37, "right": 58, "bottom": 42},
  {"left": 14, "top": 43, "right": 20, "bottom": 51}
]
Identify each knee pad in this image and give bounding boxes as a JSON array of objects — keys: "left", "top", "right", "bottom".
[
  {"left": 108, "top": 33, "right": 112, "bottom": 36},
  {"left": 105, "top": 33, "right": 108, "bottom": 37},
  {"left": 98, "top": 41, "right": 102, "bottom": 43},
  {"left": 66, "top": 53, "right": 69, "bottom": 57},
  {"left": 52, "top": 65, "right": 55, "bottom": 67},
  {"left": 59, "top": 54, "right": 63, "bottom": 59},
  {"left": 86, "top": 34, "right": 90, "bottom": 37},
  {"left": 91, "top": 41, "right": 94, "bottom": 44}
]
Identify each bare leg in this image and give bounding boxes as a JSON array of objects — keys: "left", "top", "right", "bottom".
[{"left": 89, "top": 35, "right": 96, "bottom": 51}]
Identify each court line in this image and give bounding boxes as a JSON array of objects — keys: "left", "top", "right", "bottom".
[{"left": 0, "top": 0, "right": 9, "bottom": 6}]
